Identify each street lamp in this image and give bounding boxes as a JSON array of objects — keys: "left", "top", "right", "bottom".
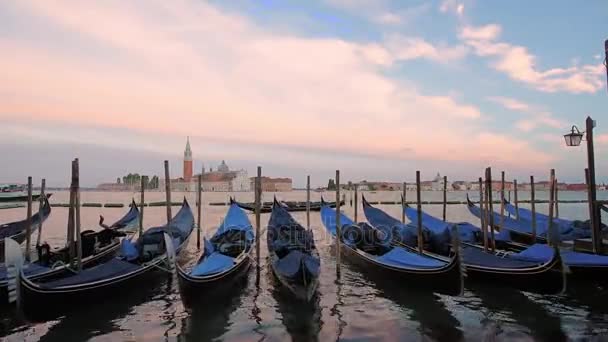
[
  {"left": 564, "top": 116, "right": 600, "bottom": 253},
  {"left": 563, "top": 125, "right": 584, "bottom": 147}
]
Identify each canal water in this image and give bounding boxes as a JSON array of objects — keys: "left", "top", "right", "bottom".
[{"left": 1, "top": 190, "right": 608, "bottom": 341}]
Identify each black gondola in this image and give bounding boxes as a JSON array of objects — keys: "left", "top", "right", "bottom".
[
  {"left": 267, "top": 198, "right": 320, "bottom": 301},
  {"left": 0, "top": 196, "right": 52, "bottom": 258},
  {"left": 6, "top": 199, "right": 194, "bottom": 317},
  {"left": 177, "top": 201, "right": 254, "bottom": 304},
  {"left": 0, "top": 201, "right": 140, "bottom": 304},
  {"left": 367, "top": 199, "right": 566, "bottom": 294},
  {"left": 320, "top": 200, "right": 464, "bottom": 296},
  {"left": 232, "top": 198, "right": 343, "bottom": 213}
]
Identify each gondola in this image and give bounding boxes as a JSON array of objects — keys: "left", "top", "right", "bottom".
[
  {"left": 0, "top": 201, "right": 140, "bottom": 304},
  {"left": 0, "top": 192, "right": 52, "bottom": 203},
  {"left": 0, "top": 196, "right": 52, "bottom": 255},
  {"left": 232, "top": 198, "right": 344, "bottom": 213},
  {"left": 6, "top": 198, "right": 194, "bottom": 316},
  {"left": 177, "top": 200, "right": 254, "bottom": 304},
  {"left": 267, "top": 198, "right": 320, "bottom": 301},
  {"left": 466, "top": 195, "right": 549, "bottom": 245},
  {"left": 364, "top": 200, "right": 565, "bottom": 294},
  {"left": 320, "top": 199, "right": 464, "bottom": 296},
  {"left": 502, "top": 199, "right": 606, "bottom": 241}
]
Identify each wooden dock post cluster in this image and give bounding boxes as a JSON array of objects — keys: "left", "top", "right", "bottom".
[
  {"left": 62, "top": 158, "right": 83, "bottom": 270},
  {"left": 25, "top": 176, "right": 33, "bottom": 262},
  {"left": 255, "top": 166, "right": 262, "bottom": 269},
  {"left": 36, "top": 179, "right": 46, "bottom": 247}
]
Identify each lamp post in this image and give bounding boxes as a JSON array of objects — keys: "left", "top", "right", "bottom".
[{"left": 564, "top": 117, "right": 601, "bottom": 253}]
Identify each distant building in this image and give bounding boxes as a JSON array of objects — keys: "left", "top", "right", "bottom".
[
  {"left": 452, "top": 181, "right": 470, "bottom": 191},
  {"left": 158, "top": 139, "right": 250, "bottom": 192},
  {"left": 251, "top": 177, "right": 293, "bottom": 192}
]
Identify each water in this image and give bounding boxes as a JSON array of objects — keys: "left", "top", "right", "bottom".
[{"left": 1, "top": 190, "right": 608, "bottom": 341}]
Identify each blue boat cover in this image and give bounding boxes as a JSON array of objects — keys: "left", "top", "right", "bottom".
[
  {"left": 462, "top": 246, "right": 542, "bottom": 268},
  {"left": 320, "top": 204, "right": 449, "bottom": 269},
  {"left": 39, "top": 259, "right": 141, "bottom": 288},
  {"left": 375, "top": 248, "right": 445, "bottom": 268},
  {"left": 0, "top": 263, "right": 50, "bottom": 284},
  {"left": 214, "top": 203, "right": 255, "bottom": 241},
  {"left": 109, "top": 202, "right": 140, "bottom": 230},
  {"left": 467, "top": 201, "right": 543, "bottom": 237},
  {"left": 404, "top": 206, "right": 482, "bottom": 244},
  {"left": 191, "top": 251, "right": 235, "bottom": 276},
  {"left": 189, "top": 204, "right": 254, "bottom": 276},
  {"left": 362, "top": 202, "right": 418, "bottom": 246},
  {"left": 511, "top": 243, "right": 608, "bottom": 267},
  {"left": 275, "top": 250, "right": 320, "bottom": 278},
  {"left": 120, "top": 239, "right": 139, "bottom": 261}
]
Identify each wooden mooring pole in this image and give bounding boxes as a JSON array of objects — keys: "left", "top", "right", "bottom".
[
  {"left": 354, "top": 184, "right": 358, "bottom": 222},
  {"left": 499, "top": 171, "right": 505, "bottom": 233},
  {"left": 139, "top": 176, "right": 145, "bottom": 237},
  {"left": 416, "top": 171, "right": 423, "bottom": 254},
  {"left": 336, "top": 170, "right": 342, "bottom": 278},
  {"left": 548, "top": 169, "right": 556, "bottom": 246},
  {"left": 197, "top": 173, "right": 202, "bottom": 249},
  {"left": 485, "top": 167, "right": 496, "bottom": 252},
  {"left": 514, "top": 179, "right": 519, "bottom": 220},
  {"left": 255, "top": 167, "right": 262, "bottom": 267},
  {"left": 401, "top": 182, "right": 406, "bottom": 224},
  {"left": 74, "top": 158, "right": 82, "bottom": 271},
  {"left": 530, "top": 175, "right": 537, "bottom": 242},
  {"left": 164, "top": 160, "right": 172, "bottom": 224},
  {"left": 554, "top": 178, "right": 560, "bottom": 219},
  {"left": 442, "top": 176, "right": 447, "bottom": 222},
  {"left": 36, "top": 179, "right": 46, "bottom": 247},
  {"left": 479, "top": 177, "right": 488, "bottom": 251},
  {"left": 306, "top": 176, "right": 311, "bottom": 230},
  {"left": 25, "top": 176, "right": 33, "bottom": 262}
]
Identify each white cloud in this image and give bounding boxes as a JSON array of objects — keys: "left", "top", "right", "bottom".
[
  {"left": 439, "top": 0, "right": 465, "bottom": 17},
  {"left": 460, "top": 24, "right": 604, "bottom": 94},
  {"left": 385, "top": 35, "right": 468, "bottom": 64},
  {"left": 0, "top": 0, "right": 553, "bottom": 169},
  {"left": 487, "top": 96, "right": 566, "bottom": 132}
]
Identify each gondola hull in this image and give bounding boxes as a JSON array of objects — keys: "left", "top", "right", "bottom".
[
  {"left": 177, "top": 254, "right": 252, "bottom": 304},
  {"left": 18, "top": 260, "right": 165, "bottom": 319},
  {"left": 0, "top": 238, "right": 122, "bottom": 306},
  {"left": 269, "top": 254, "right": 319, "bottom": 302},
  {"left": 338, "top": 242, "right": 464, "bottom": 296}
]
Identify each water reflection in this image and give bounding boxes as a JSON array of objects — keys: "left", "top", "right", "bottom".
[
  {"left": 471, "top": 284, "right": 566, "bottom": 341},
  {"left": 36, "top": 278, "right": 167, "bottom": 341},
  {"left": 375, "top": 278, "right": 463, "bottom": 341},
  {"left": 269, "top": 266, "right": 323, "bottom": 342},
  {"left": 178, "top": 276, "right": 248, "bottom": 341}
]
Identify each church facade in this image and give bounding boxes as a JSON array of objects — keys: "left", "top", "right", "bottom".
[{"left": 159, "top": 138, "right": 251, "bottom": 192}]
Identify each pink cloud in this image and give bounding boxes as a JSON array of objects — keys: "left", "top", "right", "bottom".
[
  {"left": 460, "top": 24, "right": 604, "bottom": 94},
  {"left": 0, "top": 1, "right": 553, "bottom": 169},
  {"left": 385, "top": 35, "right": 468, "bottom": 64},
  {"left": 598, "top": 134, "right": 608, "bottom": 144}
]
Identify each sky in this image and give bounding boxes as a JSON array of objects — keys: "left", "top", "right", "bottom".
[{"left": 1, "top": 0, "right": 607, "bottom": 187}]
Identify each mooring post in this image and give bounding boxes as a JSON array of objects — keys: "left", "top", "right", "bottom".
[
  {"left": 36, "top": 179, "right": 46, "bottom": 247},
  {"left": 514, "top": 179, "right": 519, "bottom": 220},
  {"left": 336, "top": 170, "right": 342, "bottom": 278},
  {"left": 255, "top": 166, "right": 262, "bottom": 268},
  {"left": 197, "top": 173, "right": 202, "bottom": 249},
  {"left": 486, "top": 167, "right": 496, "bottom": 252},
  {"left": 401, "top": 182, "right": 406, "bottom": 224},
  {"left": 554, "top": 178, "right": 560, "bottom": 219},
  {"left": 479, "top": 177, "right": 488, "bottom": 251},
  {"left": 442, "top": 176, "right": 447, "bottom": 222},
  {"left": 25, "top": 176, "right": 33, "bottom": 262},
  {"left": 306, "top": 175, "right": 311, "bottom": 230},
  {"left": 74, "top": 158, "right": 82, "bottom": 271},
  {"left": 354, "top": 183, "right": 358, "bottom": 222},
  {"left": 530, "top": 175, "right": 537, "bottom": 242},
  {"left": 139, "top": 176, "right": 145, "bottom": 237},
  {"left": 67, "top": 160, "right": 76, "bottom": 261},
  {"left": 164, "top": 160, "right": 172, "bottom": 224},
  {"left": 416, "top": 171, "right": 423, "bottom": 254},
  {"left": 499, "top": 171, "right": 505, "bottom": 233},
  {"left": 548, "top": 169, "right": 556, "bottom": 247}
]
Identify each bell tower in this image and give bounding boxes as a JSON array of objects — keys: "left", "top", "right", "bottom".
[{"left": 183, "top": 137, "right": 193, "bottom": 182}]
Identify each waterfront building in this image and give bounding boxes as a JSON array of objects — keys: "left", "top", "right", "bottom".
[{"left": 250, "top": 177, "right": 293, "bottom": 192}]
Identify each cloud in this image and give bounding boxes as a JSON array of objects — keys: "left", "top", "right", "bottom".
[
  {"left": 598, "top": 134, "right": 608, "bottom": 144},
  {"left": 0, "top": 0, "right": 553, "bottom": 173},
  {"left": 487, "top": 96, "right": 565, "bottom": 132},
  {"left": 439, "top": 0, "right": 465, "bottom": 17},
  {"left": 373, "top": 12, "right": 402, "bottom": 25},
  {"left": 385, "top": 35, "right": 468, "bottom": 63},
  {"left": 460, "top": 24, "right": 604, "bottom": 94}
]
